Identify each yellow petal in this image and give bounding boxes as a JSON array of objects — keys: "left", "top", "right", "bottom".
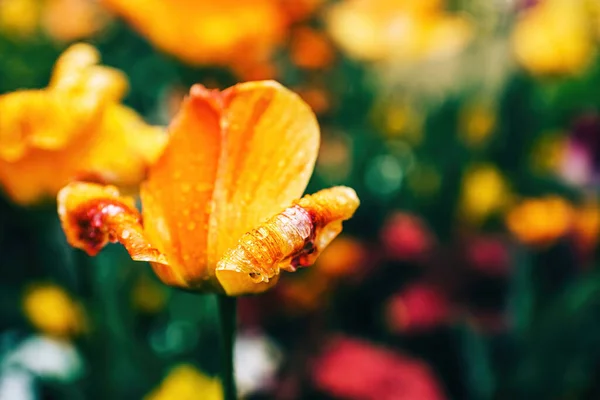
[
  {"left": 216, "top": 186, "right": 359, "bottom": 296},
  {"left": 0, "top": 90, "right": 82, "bottom": 161},
  {"left": 57, "top": 182, "right": 168, "bottom": 266},
  {"left": 83, "top": 104, "right": 167, "bottom": 188}
]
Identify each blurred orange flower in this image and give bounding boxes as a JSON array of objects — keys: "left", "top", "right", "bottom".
[
  {"left": 326, "top": 0, "right": 472, "bottom": 63},
  {"left": 57, "top": 81, "right": 359, "bottom": 296},
  {"left": 100, "top": 0, "right": 313, "bottom": 68},
  {"left": 512, "top": 0, "right": 595, "bottom": 76},
  {"left": 506, "top": 196, "right": 574, "bottom": 246},
  {"left": 289, "top": 27, "right": 335, "bottom": 70},
  {"left": 0, "top": 0, "right": 109, "bottom": 41},
  {"left": 0, "top": 43, "right": 166, "bottom": 205}
]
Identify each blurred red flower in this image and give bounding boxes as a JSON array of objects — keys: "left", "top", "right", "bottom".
[
  {"left": 312, "top": 336, "right": 447, "bottom": 400},
  {"left": 381, "top": 213, "right": 435, "bottom": 262},
  {"left": 386, "top": 282, "right": 452, "bottom": 333}
]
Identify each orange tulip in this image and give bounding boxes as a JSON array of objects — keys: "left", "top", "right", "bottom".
[
  {"left": 57, "top": 81, "right": 359, "bottom": 296},
  {"left": 0, "top": 43, "right": 166, "bottom": 205},
  {"left": 101, "top": 0, "right": 288, "bottom": 67}
]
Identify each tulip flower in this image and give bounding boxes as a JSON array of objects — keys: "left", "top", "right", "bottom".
[
  {"left": 57, "top": 81, "right": 359, "bottom": 296},
  {"left": 0, "top": 43, "right": 166, "bottom": 205},
  {"left": 100, "top": 0, "right": 285, "bottom": 68}
]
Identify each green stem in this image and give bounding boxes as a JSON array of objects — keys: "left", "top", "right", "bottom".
[{"left": 217, "top": 295, "right": 237, "bottom": 400}]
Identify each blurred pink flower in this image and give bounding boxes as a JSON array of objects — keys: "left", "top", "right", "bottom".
[
  {"left": 386, "top": 283, "right": 452, "bottom": 333},
  {"left": 561, "top": 113, "right": 600, "bottom": 186},
  {"left": 381, "top": 213, "right": 435, "bottom": 262},
  {"left": 312, "top": 336, "right": 447, "bottom": 400}
]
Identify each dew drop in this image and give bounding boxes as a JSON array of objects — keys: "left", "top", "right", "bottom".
[{"left": 187, "top": 222, "right": 197, "bottom": 231}]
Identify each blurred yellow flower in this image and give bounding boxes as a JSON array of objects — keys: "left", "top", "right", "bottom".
[
  {"left": 530, "top": 132, "right": 567, "bottom": 174},
  {"left": 57, "top": 81, "right": 359, "bottom": 296},
  {"left": 0, "top": 0, "right": 109, "bottom": 41},
  {"left": 326, "top": 0, "right": 472, "bottom": 63},
  {"left": 512, "top": 0, "right": 595, "bottom": 76},
  {"left": 132, "top": 273, "right": 169, "bottom": 314},
  {"left": 506, "top": 196, "right": 574, "bottom": 246},
  {"left": 101, "top": 0, "right": 288, "bottom": 68},
  {"left": 0, "top": 0, "right": 39, "bottom": 36},
  {"left": 459, "top": 164, "right": 510, "bottom": 223},
  {"left": 145, "top": 364, "right": 223, "bottom": 400},
  {"left": 459, "top": 104, "right": 497, "bottom": 147},
  {"left": 0, "top": 43, "right": 166, "bottom": 205},
  {"left": 23, "top": 283, "right": 86, "bottom": 338}
]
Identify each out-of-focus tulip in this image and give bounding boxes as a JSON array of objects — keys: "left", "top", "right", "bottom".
[
  {"left": 512, "top": 0, "right": 595, "bottom": 76},
  {"left": 531, "top": 132, "right": 567, "bottom": 175},
  {"left": 315, "top": 236, "right": 367, "bottom": 279},
  {"left": 289, "top": 27, "right": 335, "bottom": 70},
  {"left": 573, "top": 199, "right": 600, "bottom": 254},
  {"left": 561, "top": 113, "right": 600, "bottom": 186},
  {"left": 0, "top": 43, "right": 166, "bottom": 205},
  {"left": 131, "top": 273, "right": 169, "bottom": 314},
  {"left": 57, "top": 81, "right": 359, "bottom": 296},
  {"left": 0, "top": 0, "right": 109, "bottom": 41},
  {"left": 312, "top": 336, "right": 447, "bottom": 400},
  {"left": 145, "top": 364, "right": 222, "bottom": 400},
  {"left": 22, "top": 283, "right": 86, "bottom": 338},
  {"left": 386, "top": 283, "right": 452, "bottom": 333},
  {"left": 0, "top": 0, "right": 39, "bottom": 36},
  {"left": 42, "top": 0, "right": 110, "bottom": 42},
  {"left": 381, "top": 213, "right": 435, "bottom": 261},
  {"left": 459, "top": 103, "right": 497, "bottom": 147},
  {"left": 100, "top": 0, "right": 303, "bottom": 68},
  {"left": 326, "top": 0, "right": 472, "bottom": 63},
  {"left": 506, "top": 196, "right": 574, "bottom": 246},
  {"left": 465, "top": 236, "right": 511, "bottom": 276},
  {"left": 459, "top": 164, "right": 511, "bottom": 223}
]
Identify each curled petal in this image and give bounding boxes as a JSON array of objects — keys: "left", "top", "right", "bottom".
[
  {"left": 57, "top": 182, "right": 167, "bottom": 264},
  {"left": 216, "top": 186, "right": 359, "bottom": 296}
]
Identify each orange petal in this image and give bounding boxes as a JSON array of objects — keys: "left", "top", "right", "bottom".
[
  {"left": 141, "top": 81, "right": 320, "bottom": 290},
  {"left": 140, "top": 86, "right": 222, "bottom": 289},
  {"left": 57, "top": 182, "right": 168, "bottom": 265},
  {"left": 216, "top": 186, "right": 359, "bottom": 296},
  {"left": 209, "top": 80, "right": 320, "bottom": 267}
]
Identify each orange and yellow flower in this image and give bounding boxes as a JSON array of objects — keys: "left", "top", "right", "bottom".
[
  {"left": 57, "top": 81, "right": 359, "bottom": 296},
  {"left": 0, "top": 0, "right": 109, "bottom": 41},
  {"left": 100, "top": 0, "right": 303, "bottom": 68},
  {"left": 505, "top": 196, "right": 574, "bottom": 246},
  {"left": 0, "top": 43, "right": 166, "bottom": 205}
]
